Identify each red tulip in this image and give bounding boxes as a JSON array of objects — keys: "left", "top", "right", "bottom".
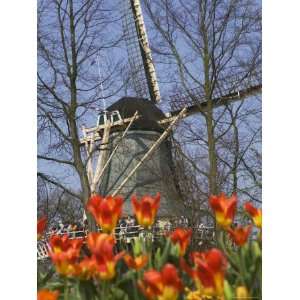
[
  {"left": 87, "top": 232, "right": 115, "bottom": 257},
  {"left": 181, "top": 248, "right": 227, "bottom": 297},
  {"left": 169, "top": 228, "right": 192, "bottom": 256},
  {"left": 209, "top": 193, "right": 237, "bottom": 229},
  {"left": 37, "top": 216, "right": 47, "bottom": 240},
  {"left": 227, "top": 225, "right": 252, "bottom": 246},
  {"left": 86, "top": 194, "right": 123, "bottom": 233},
  {"left": 244, "top": 202, "right": 262, "bottom": 228},
  {"left": 37, "top": 289, "right": 59, "bottom": 300},
  {"left": 73, "top": 256, "right": 98, "bottom": 280},
  {"left": 48, "top": 234, "right": 83, "bottom": 276},
  {"left": 138, "top": 270, "right": 162, "bottom": 300},
  {"left": 87, "top": 233, "right": 124, "bottom": 280},
  {"left": 131, "top": 193, "right": 160, "bottom": 228},
  {"left": 138, "top": 263, "right": 183, "bottom": 300},
  {"left": 124, "top": 254, "right": 148, "bottom": 270}
]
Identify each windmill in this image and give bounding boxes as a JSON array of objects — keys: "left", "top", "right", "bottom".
[
  {"left": 80, "top": 0, "right": 262, "bottom": 222},
  {"left": 37, "top": 1, "right": 261, "bottom": 260}
]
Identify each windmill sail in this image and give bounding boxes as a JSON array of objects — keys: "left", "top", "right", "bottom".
[
  {"left": 169, "top": 70, "right": 262, "bottom": 113},
  {"left": 122, "top": 0, "right": 160, "bottom": 103}
]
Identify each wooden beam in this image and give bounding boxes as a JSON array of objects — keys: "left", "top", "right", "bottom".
[
  {"left": 92, "top": 111, "right": 138, "bottom": 192},
  {"left": 111, "top": 107, "right": 187, "bottom": 196},
  {"left": 81, "top": 126, "right": 94, "bottom": 184},
  {"left": 130, "top": 0, "right": 161, "bottom": 103},
  {"left": 84, "top": 115, "right": 139, "bottom": 133},
  {"left": 80, "top": 114, "right": 140, "bottom": 145},
  {"left": 90, "top": 121, "right": 111, "bottom": 193}
]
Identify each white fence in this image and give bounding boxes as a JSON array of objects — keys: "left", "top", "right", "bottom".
[{"left": 37, "top": 225, "right": 215, "bottom": 261}]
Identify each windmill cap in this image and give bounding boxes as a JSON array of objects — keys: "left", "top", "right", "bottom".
[{"left": 107, "top": 97, "right": 165, "bottom": 132}]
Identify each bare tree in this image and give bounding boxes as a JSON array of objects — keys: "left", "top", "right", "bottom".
[
  {"left": 143, "top": 0, "right": 261, "bottom": 199},
  {"left": 38, "top": 181, "right": 84, "bottom": 227},
  {"left": 37, "top": 0, "right": 126, "bottom": 229},
  {"left": 215, "top": 97, "right": 261, "bottom": 202},
  {"left": 37, "top": 0, "right": 261, "bottom": 231}
]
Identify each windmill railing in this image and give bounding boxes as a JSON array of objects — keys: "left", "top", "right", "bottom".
[{"left": 37, "top": 224, "right": 215, "bottom": 261}]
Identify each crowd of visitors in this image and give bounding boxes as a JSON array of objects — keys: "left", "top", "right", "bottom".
[
  {"left": 47, "top": 219, "right": 87, "bottom": 238},
  {"left": 42, "top": 216, "right": 213, "bottom": 242}
]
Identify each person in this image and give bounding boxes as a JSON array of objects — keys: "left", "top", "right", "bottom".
[
  {"left": 76, "top": 222, "right": 85, "bottom": 238},
  {"left": 84, "top": 219, "right": 88, "bottom": 229},
  {"left": 119, "top": 218, "right": 126, "bottom": 229},
  {"left": 82, "top": 219, "right": 88, "bottom": 235},
  {"left": 198, "top": 223, "right": 204, "bottom": 239},
  {"left": 50, "top": 226, "right": 57, "bottom": 236},
  {"left": 70, "top": 224, "right": 77, "bottom": 238},
  {"left": 164, "top": 221, "right": 171, "bottom": 234},
  {"left": 117, "top": 218, "right": 126, "bottom": 239},
  {"left": 153, "top": 220, "right": 160, "bottom": 238},
  {"left": 57, "top": 220, "right": 64, "bottom": 234},
  {"left": 62, "top": 223, "right": 68, "bottom": 234},
  {"left": 126, "top": 216, "right": 137, "bottom": 241},
  {"left": 66, "top": 223, "right": 72, "bottom": 236}
]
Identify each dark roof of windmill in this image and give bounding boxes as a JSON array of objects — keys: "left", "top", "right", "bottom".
[{"left": 107, "top": 97, "right": 166, "bottom": 132}]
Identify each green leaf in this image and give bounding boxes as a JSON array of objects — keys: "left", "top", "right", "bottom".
[
  {"left": 156, "top": 238, "right": 171, "bottom": 269},
  {"left": 154, "top": 248, "right": 161, "bottom": 269},
  {"left": 115, "top": 270, "right": 136, "bottom": 286},
  {"left": 132, "top": 237, "right": 142, "bottom": 256},
  {"left": 252, "top": 241, "right": 261, "bottom": 259},
  {"left": 111, "top": 287, "right": 129, "bottom": 300},
  {"left": 170, "top": 243, "right": 180, "bottom": 258},
  {"left": 78, "top": 280, "right": 98, "bottom": 300},
  {"left": 43, "top": 281, "right": 65, "bottom": 291},
  {"left": 224, "top": 280, "right": 234, "bottom": 300},
  {"left": 37, "top": 268, "right": 56, "bottom": 289}
]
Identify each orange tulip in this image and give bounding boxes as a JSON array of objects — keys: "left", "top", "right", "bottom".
[
  {"left": 87, "top": 232, "right": 115, "bottom": 257},
  {"left": 48, "top": 234, "right": 83, "bottom": 276},
  {"left": 138, "top": 270, "right": 162, "bottom": 300},
  {"left": 244, "top": 202, "right": 262, "bottom": 228},
  {"left": 124, "top": 254, "right": 148, "bottom": 270},
  {"left": 169, "top": 228, "right": 192, "bottom": 256},
  {"left": 87, "top": 232, "right": 124, "bottom": 280},
  {"left": 74, "top": 256, "right": 98, "bottom": 280},
  {"left": 131, "top": 193, "right": 160, "bottom": 228},
  {"left": 37, "top": 216, "right": 47, "bottom": 240},
  {"left": 181, "top": 248, "right": 227, "bottom": 297},
  {"left": 86, "top": 194, "right": 123, "bottom": 233},
  {"left": 138, "top": 263, "right": 183, "bottom": 300},
  {"left": 209, "top": 192, "right": 237, "bottom": 229},
  {"left": 37, "top": 289, "right": 59, "bottom": 300},
  {"left": 227, "top": 225, "right": 252, "bottom": 246}
]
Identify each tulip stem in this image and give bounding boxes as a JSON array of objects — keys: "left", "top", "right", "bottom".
[
  {"left": 238, "top": 248, "right": 247, "bottom": 285},
  {"left": 64, "top": 278, "right": 69, "bottom": 300},
  {"left": 100, "top": 281, "right": 109, "bottom": 299},
  {"left": 132, "top": 277, "right": 139, "bottom": 300},
  {"left": 218, "top": 230, "right": 239, "bottom": 271},
  {"left": 75, "top": 281, "right": 81, "bottom": 299},
  {"left": 250, "top": 259, "right": 261, "bottom": 296},
  {"left": 146, "top": 229, "right": 153, "bottom": 268}
]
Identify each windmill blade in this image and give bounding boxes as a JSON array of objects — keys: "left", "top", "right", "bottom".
[
  {"left": 169, "top": 70, "right": 262, "bottom": 114},
  {"left": 122, "top": 0, "right": 161, "bottom": 103}
]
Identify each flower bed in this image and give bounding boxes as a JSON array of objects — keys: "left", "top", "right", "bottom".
[{"left": 37, "top": 192, "right": 262, "bottom": 300}]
